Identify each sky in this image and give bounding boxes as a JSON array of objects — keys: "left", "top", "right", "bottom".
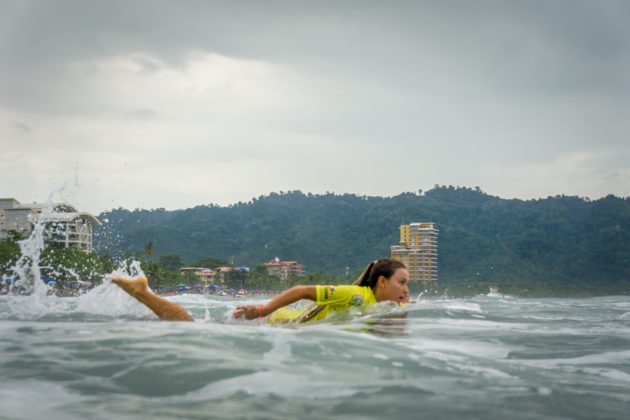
[{"left": 1, "top": 0, "right": 629, "bottom": 214}]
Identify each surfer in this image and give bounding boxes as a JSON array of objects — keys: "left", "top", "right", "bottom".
[{"left": 111, "top": 259, "right": 409, "bottom": 323}]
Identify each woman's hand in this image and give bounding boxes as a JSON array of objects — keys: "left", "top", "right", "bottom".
[
  {"left": 233, "top": 305, "right": 263, "bottom": 320},
  {"left": 232, "top": 286, "right": 314, "bottom": 320}
]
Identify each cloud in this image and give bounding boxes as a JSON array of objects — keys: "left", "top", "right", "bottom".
[
  {"left": 482, "top": 149, "right": 630, "bottom": 199},
  {"left": 12, "top": 122, "right": 31, "bottom": 132},
  {"left": 1, "top": 0, "right": 629, "bottom": 213}
]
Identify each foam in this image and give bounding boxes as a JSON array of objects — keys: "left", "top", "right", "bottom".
[
  {"left": 177, "top": 371, "right": 362, "bottom": 401},
  {"left": 0, "top": 380, "right": 86, "bottom": 420}
]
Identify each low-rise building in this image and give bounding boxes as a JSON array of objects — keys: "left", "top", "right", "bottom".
[
  {"left": 0, "top": 198, "right": 100, "bottom": 252},
  {"left": 194, "top": 268, "right": 217, "bottom": 285},
  {"left": 180, "top": 265, "right": 248, "bottom": 286},
  {"left": 264, "top": 258, "right": 305, "bottom": 280},
  {"left": 180, "top": 267, "right": 217, "bottom": 284}
]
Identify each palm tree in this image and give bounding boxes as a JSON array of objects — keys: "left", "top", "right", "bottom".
[{"left": 143, "top": 241, "right": 155, "bottom": 261}]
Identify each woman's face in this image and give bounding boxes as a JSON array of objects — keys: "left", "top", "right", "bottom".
[{"left": 375, "top": 268, "right": 410, "bottom": 303}]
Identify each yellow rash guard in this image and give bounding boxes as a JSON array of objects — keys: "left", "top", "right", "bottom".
[{"left": 267, "top": 285, "right": 377, "bottom": 324}]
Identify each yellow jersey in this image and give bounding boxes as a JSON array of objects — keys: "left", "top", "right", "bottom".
[{"left": 267, "top": 285, "right": 377, "bottom": 324}]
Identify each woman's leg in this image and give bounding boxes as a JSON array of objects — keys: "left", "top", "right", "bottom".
[{"left": 111, "top": 275, "right": 193, "bottom": 321}]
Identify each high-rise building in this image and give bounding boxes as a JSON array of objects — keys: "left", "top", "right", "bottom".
[{"left": 391, "top": 222, "right": 438, "bottom": 283}]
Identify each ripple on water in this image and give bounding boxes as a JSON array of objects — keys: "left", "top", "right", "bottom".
[{"left": 1, "top": 294, "right": 630, "bottom": 419}]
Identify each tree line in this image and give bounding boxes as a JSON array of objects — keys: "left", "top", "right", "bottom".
[
  {"left": 94, "top": 186, "right": 630, "bottom": 286},
  {"left": 2, "top": 186, "right": 629, "bottom": 293},
  {"left": 0, "top": 238, "right": 343, "bottom": 292}
]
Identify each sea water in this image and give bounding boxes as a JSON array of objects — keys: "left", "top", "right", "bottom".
[
  {"left": 1, "top": 289, "right": 629, "bottom": 420},
  {"left": 2, "top": 203, "right": 629, "bottom": 419}
]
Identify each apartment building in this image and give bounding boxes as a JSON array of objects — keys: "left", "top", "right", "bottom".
[
  {"left": 264, "top": 258, "right": 305, "bottom": 281},
  {"left": 0, "top": 198, "right": 100, "bottom": 252},
  {"left": 391, "top": 222, "right": 438, "bottom": 283}
]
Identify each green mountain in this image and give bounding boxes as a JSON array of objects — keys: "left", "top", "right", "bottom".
[{"left": 95, "top": 186, "right": 630, "bottom": 284}]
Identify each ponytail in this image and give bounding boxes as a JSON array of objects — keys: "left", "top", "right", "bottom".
[{"left": 353, "top": 259, "right": 406, "bottom": 290}]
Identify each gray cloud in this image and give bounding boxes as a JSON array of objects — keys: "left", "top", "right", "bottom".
[
  {"left": 1, "top": 0, "right": 629, "bottom": 212},
  {"left": 125, "top": 108, "right": 159, "bottom": 121},
  {"left": 12, "top": 122, "right": 31, "bottom": 132}
]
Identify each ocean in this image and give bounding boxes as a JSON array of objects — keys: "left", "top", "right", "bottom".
[{"left": 1, "top": 287, "right": 629, "bottom": 420}]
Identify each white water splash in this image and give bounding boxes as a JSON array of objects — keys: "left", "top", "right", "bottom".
[
  {"left": 7, "top": 196, "right": 62, "bottom": 316},
  {"left": 2, "top": 190, "right": 149, "bottom": 320}
]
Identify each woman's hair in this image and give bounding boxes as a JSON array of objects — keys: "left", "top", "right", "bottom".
[{"left": 354, "top": 259, "right": 407, "bottom": 289}]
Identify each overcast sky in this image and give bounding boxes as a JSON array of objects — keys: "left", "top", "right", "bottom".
[{"left": 1, "top": 0, "right": 629, "bottom": 214}]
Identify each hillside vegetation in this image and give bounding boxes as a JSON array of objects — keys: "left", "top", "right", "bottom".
[{"left": 95, "top": 186, "right": 630, "bottom": 285}]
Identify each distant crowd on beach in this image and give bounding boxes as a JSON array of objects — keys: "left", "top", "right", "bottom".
[{"left": 154, "top": 287, "right": 270, "bottom": 297}]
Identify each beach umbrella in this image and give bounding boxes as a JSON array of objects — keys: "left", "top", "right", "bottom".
[
  {"left": 176, "top": 283, "right": 189, "bottom": 292},
  {"left": 194, "top": 284, "right": 202, "bottom": 288},
  {"left": 43, "top": 277, "right": 58, "bottom": 285},
  {"left": 1, "top": 275, "right": 18, "bottom": 285}
]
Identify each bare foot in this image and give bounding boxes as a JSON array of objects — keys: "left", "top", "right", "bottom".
[{"left": 111, "top": 275, "right": 149, "bottom": 297}]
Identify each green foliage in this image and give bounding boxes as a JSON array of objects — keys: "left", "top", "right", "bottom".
[
  {"left": 140, "top": 260, "right": 162, "bottom": 288},
  {"left": 40, "top": 246, "right": 115, "bottom": 285},
  {"left": 158, "top": 253, "right": 183, "bottom": 271},
  {"left": 181, "top": 271, "right": 198, "bottom": 287},
  {"left": 95, "top": 187, "right": 630, "bottom": 285},
  {"left": 296, "top": 272, "right": 346, "bottom": 286},
  {"left": 223, "top": 270, "right": 247, "bottom": 290},
  {"left": 194, "top": 256, "right": 228, "bottom": 268},
  {"left": 143, "top": 242, "right": 155, "bottom": 260},
  {"left": 0, "top": 240, "right": 20, "bottom": 272},
  {"left": 240, "top": 264, "right": 277, "bottom": 290}
]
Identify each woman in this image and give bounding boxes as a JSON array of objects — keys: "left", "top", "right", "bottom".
[{"left": 111, "top": 259, "right": 409, "bottom": 323}]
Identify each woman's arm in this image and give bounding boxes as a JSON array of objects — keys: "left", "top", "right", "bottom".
[{"left": 233, "top": 285, "right": 316, "bottom": 320}]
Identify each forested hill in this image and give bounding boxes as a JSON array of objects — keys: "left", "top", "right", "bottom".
[{"left": 95, "top": 187, "right": 630, "bottom": 284}]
